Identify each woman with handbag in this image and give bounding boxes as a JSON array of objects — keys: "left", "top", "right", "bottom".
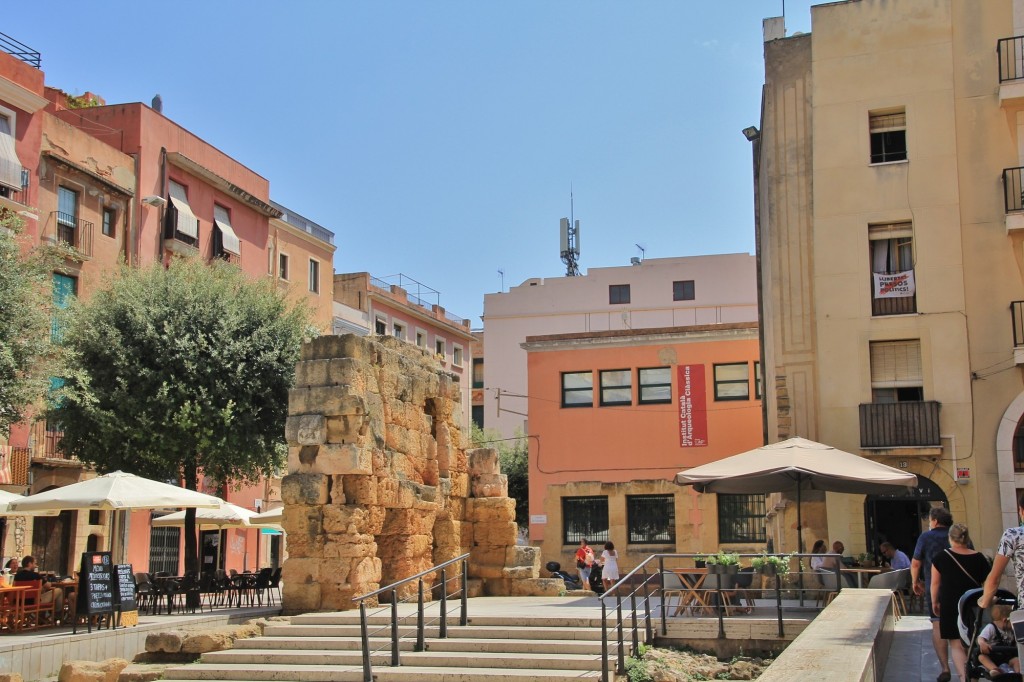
[{"left": 931, "top": 523, "right": 990, "bottom": 682}]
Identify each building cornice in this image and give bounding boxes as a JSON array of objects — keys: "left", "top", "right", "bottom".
[
  {"left": 166, "top": 151, "right": 281, "bottom": 218},
  {"left": 0, "top": 76, "right": 48, "bottom": 113},
  {"left": 521, "top": 322, "right": 759, "bottom": 351},
  {"left": 42, "top": 150, "right": 134, "bottom": 196},
  {"left": 271, "top": 215, "right": 337, "bottom": 255}
]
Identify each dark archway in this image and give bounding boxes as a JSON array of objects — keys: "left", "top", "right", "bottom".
[
  {"left": 864, "top": 475, "right": 947, "bottom": 558},
  {"left": 31, "top": 485, "right": 73, "bottom": 575}
]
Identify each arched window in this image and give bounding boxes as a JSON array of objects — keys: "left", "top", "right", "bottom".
[{"left": 1014, "top": 415, "right": 1024, "bottom": 472}]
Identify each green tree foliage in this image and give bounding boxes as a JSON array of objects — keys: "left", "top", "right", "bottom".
[
  {"left": 51, "top": 257, "right": 315, "bottom": 571},
  {"left": 471, "top": 424, "right": 528, "bottom": 527},
  {"left": 0, "top": 212, "right": 60, "bottom": 437}
]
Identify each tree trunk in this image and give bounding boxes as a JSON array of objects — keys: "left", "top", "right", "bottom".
[{"left": 182, "top": 462, "right": 201, "bottom": 609}]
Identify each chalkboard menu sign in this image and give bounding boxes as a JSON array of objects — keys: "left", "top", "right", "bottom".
[
  {"left": 113, "top": 564, "right": 136, "bottom": 613},
  {"left": 74, "top": 551, "right": 114, "bottom": 634}
]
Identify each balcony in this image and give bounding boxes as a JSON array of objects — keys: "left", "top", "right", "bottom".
[
  {"left": 998, "top": 36, "right": 1024, "bottom": 106},
  {"left": 0, "top": 31, "right": 40, "bottom": 69},
  {"left": 0, "top": 163, "right": 29, "bottom": 208},
  {"left": 52, "top": 212, "right": 94, "bottom": 257},
  {"left": 28, "top": 421, "right": 78, "bottom": 464},
  {"left": 859, "top": 401, "right": 941, "bottom": 449},
  {"left": 1004, "top": 168, "right": 1024, "bottom": 231},
  {"left": 1012, "top": 301, "right": 1024, "bottom": 365}
]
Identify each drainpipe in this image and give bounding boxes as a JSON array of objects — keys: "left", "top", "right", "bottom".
[{"left": 157, "top": 147, "right": 166, "bottom": 262}]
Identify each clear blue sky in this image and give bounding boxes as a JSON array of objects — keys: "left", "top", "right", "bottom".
[{"left": 12, "top": 1, "right": 818, "bottom": 324}]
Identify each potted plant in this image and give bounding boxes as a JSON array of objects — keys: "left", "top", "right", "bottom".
[
  {"left": 694, "top": 553, "right": 707, "bottom": 569},
  {"left": 857, "top": 552, "right": 876, "bottom": 568},
  {"left": 752, "top": 553, "right": 792, "bottom": 576},
  {"left": 704, "top": 554, "right": 721, "bottom": 574},
  {"left": 715, "top": 552, "right": 741, "bottom": 575}
]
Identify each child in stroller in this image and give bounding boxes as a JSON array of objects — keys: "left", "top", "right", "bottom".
[
  {"left": 979, "top": 604, "right": 1020, "bottom": 678},
  {"left": 959, "top": 587, "right": 1022, "bottom": 681}
]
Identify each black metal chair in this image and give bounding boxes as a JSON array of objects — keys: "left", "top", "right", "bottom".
[
  {"left": 268, "top": 567, "right": 282, "bottom": 605},
  {"left": 134, "top": 572, "right": 157, "bottom": 614},
  {"left": 253, "top": 568, "right": 273, "bottom": 606},
  {"left": 199, "top": 571, "right": 224, "bottom": 610},
  {"left": 172, "top": 572, "right": 202, "bottom": 614}
]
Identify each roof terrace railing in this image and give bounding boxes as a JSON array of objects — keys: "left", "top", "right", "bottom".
[{"left": 0, "top": 32, "right": 41, "bottom": 68}]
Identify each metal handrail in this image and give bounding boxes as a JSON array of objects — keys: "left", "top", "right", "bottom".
[
  {"left": 596, "top": 552, "right": 843, "bottom": 681},
  {"left": 0, "top": 31, "right": 40, "bottom": 68},
  {"left": 352, "top": 552, "right": 470, "bottom": 682}
]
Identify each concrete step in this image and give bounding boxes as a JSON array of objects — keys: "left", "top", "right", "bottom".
[
  {"left": 200, "top": 648, "right": 602, "bottom": 671},
  {"left": 288, "top": 612, "right": 618, "bottom": 629},
  {"left": 162, "top": 663, "right": 601, "bottom": 681},
  {"left": 234, "top": 635, "right": 604, "bottom": 655},
  {"left": 265, "top": 623, "right": 608, "bottom": 641}
]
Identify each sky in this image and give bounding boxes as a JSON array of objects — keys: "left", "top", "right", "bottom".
[{"left": 11, "top": 1, "right": 819, "bottom": 324}]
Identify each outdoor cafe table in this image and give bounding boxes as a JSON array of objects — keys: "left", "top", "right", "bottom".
[
  {"left": 671, "top": 569, "right": 710, "bottom": 616},
  {"left": 151, "top": 575, "right": 183, "bottom": 615},
  {"left": 0, "top": 584, "right": 31, "bottom": 633},
  {"left": 841, "top": 566, "right": 884, "bottom": 588}
]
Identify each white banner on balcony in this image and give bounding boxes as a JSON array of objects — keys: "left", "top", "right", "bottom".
[{"left": 874, "top": 270, "right": 916, "bottom": 298}]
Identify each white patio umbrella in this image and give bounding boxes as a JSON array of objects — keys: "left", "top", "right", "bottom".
[
  {"left": 248, "top": 506, "right": 283, "bottom": 525},
  {"left": 6, "top": 471, "right": 224, "bottom": 513},
  {"left": 674, "top": 437, "right": 918, "bottom": 554},
  {"left": 152, "top": 503, "right": 281, "bottom": 570},
  {"left": 0, "top": 490, "right": 59, "bottom": 516}
]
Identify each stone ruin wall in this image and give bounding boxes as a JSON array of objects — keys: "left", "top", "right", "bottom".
[{"left": 279, "top": 334, "right": 561, "bottom": 612}]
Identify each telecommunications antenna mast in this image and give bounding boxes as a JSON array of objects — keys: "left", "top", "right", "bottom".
[{"left": 559, "top": 189, "right": 581, "bottom": 276}]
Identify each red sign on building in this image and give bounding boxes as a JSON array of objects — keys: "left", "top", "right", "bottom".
[{"left": 678, "top": 364, "right": 708, "bottom": 448}]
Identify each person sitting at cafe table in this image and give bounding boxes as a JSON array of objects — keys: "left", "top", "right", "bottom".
[
  {"left": 14, "top": 555, "right": 64, "bottom": 621},
  {"left": 4, "top": 557, "right": 18, "bottom": 572},
  {"left": 881, "top": 542, "right": 911, "bottom": 570}
]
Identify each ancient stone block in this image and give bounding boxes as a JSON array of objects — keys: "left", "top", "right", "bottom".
[
  {"left": 281, "top": 557, "right": 321, "bottom": 586},
  {"left": 58, "top": 659, "right": 129, "bottom": 682},
  {"left": 449, "top": 472, "right": 469, "bottom": 498},
  {"left": 300, "top": 334, "right": 374, "bottom": 363},
  {"left": 282, "top": 581, "right": 321, "bottom": 612},
  {"left": 326, "top": 415, "right": 367, "bottom": 444},
  {"left": 468, "top": 448, "right": 500, "bottom": 476},
  {"left": 342, "top": 475, "right": 378, "bottom": 506},
  {"left": 472, "top": 521, "right": 519, "bottom": 546},
  {"left": 301, "top": 443, "right": 372, "bottom": 476},
  {"left": 144, "top": 631, "right": 183, "bottom": 653},
  {"left": 505, "top": 545, "right": 541, "bottom": 570},
  {"left": 281, "top": 474, "right": 329, "bottom": 506},
  {"left": 323, "top": 539, "right": 377, "bottom": 561},
  {"left": 471, "top": 473, "right": 508, "bottom": 498},
  {"left": 466, "top": 497, "right": 515, "bottom": 523},
  {"left": 383, "top": 508, "right": 438, "bottom": 536},
  {"left": 284, "top": 414, "right": 327, "bottom": 446},
  {"left": 501, "top": 566, "right": 536, "bottom": 580}
]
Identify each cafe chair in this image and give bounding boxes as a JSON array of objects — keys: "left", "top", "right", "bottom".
[
  {"left": 173, "top": 573, "right": 202, "bottom": 614},
  {"left": 268, "top": 567, "right": 283, "bottom": 605},
  {"left": 814, "top": 569, "right": 842, "bottom": 607},
  {"left": 867, "top": 568, "right": 909, "bottom": 620},
  {"left": 253, "top": 568, "right": 274, "bottom": 606},
  {"left": 660, "top": 571, "right": 686, "bottom": 616},
  {"left": 199, "top": 571, "right": 224, "bottom": 610},
  {"left": 134, "top": 573, "right": 157, "bottom": 614},
  {"left": 14, "top": 580, "right": 54, "bottom": 630}
]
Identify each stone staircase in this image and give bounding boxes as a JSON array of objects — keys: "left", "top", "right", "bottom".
[{"left": 161, "top": 610, "right": 616, "bottom": 682}]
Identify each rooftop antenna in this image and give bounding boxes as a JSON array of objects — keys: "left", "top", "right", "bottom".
[
  {"left": 559, "top": 186, "right": 581, "bottom": 276},
  {"left": 635, "top": 243, "right": 646, "bottom": 262},
  {"left": 497, "top": 268, "right": 505, "bottom": 292}
]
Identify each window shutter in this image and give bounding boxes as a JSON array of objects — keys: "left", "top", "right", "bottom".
[
  {"left": 870, "top": 111, "right": 906, "bottom": 130},
  {"left": 870, "top": 340, "right": 922, "bottom": 387}
]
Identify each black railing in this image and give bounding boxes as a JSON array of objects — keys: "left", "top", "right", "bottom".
[
  {"left": 0, "top": 31, "right": 40, "bottom": 68},
  {"left": 352, "top": 553, "right": 469, "bottom": 682},
  {"left": 1013, "top": 301, "right": 1024, "bottom": 348},
  {"left": 598, "top": 553, "right": 841, "bottom": 681},
  {"left": 859, "top": 401, "right": 941, "bottom": 448},
  {"left": 1005, "top": 167, "right": 1024, "bottom": 213},
  {"left": 998, "top": 36, "right": 1024, "bottom": 83},
  {"left": 53, "top": 212, "right": 94, "bottom": 256}
]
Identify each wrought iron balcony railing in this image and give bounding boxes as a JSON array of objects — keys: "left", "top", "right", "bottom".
[
  {"left": 1005, "top": 167, "right": 1024, "bottom": 213},
  {"left": 53, "top": 212, "right": 94, "bottom": 256},
  {"left": 998, "top": 36, "right": 1024, "bottom": 83},
  {"left": 859, "top": 401, "right": 941, "bottom": 449},
  {"left": 1013, "top": 301, "right": 1024, "bottom": 348}
]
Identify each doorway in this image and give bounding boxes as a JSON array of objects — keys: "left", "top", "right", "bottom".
[
  {"left": 865, "top": 474, "right": 947, "bottom": 558},
  {"left": 32, "top": 502, "right": 72, "bottom": 575},
  {"left": 200, "top": 530, "right": 224, "bottom": 572}
]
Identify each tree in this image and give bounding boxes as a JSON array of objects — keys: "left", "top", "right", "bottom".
[
  {"left": 0, "top": 211, "right": 61, "bottom": 438},
  {"left": 471, "top": 424, "right": 529, "bottom": 527},
  {"left": 51, "top": 257, "right": 316, "bottom": 574}
]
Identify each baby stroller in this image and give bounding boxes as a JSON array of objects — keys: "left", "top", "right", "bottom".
[{"left": 958, "top": 587, "right": 1022, "bottom": 681}]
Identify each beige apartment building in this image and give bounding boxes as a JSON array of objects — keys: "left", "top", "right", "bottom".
[{"left": 755, "top": 0, "right": 1024, "bottom": 557}]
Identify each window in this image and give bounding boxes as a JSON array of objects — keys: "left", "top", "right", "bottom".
[
  {"left": 754, "top": 362, "right": 762, "bottom": 400},
  {"left": 717, "top": 494, "right": 766, "bottom": 543},
  {"left": 148, "top": 526, "right": 181, "bottom": 575},
  {"left": 101, "top": 207, "right": 116, "bottom": 238},
  {"left": 57, "top": 186, "right": 78, "bottom": 246},
  {"left": 562, "top": 496, "right": 609, "bottom": 544},
  {"left": 453, "top": 345, "right": 463, "bottom": 367},
  {"left": 870, "top": 222, "right": 915, "bottom": 316},
  {"left": 375, "top": 317, "right": 387, "bottom": 335},
  {"left": 609, "top": 284, "right": 631, "bottom": 304},
  {"left": 713, "top": 363, "right": 749, "bottom": 401},
  {"left": 599, "top": 369, "right": 632, "bottom": 406},
  {"left": 308, "top": 259, "right": 320, "bottom": 294},
  {"left": 638, "top": 367, "right": 672, "bottom": 404},
  {"left": 278, "top": 253, "right": 289, "bottom": 280},
  {"left": 0, "top": 108, "right": 23, "bottom": 193},
  {"left": 213, "top": 204, "right": 240, "bottom": 258},
  {"left": 166, "top": 179, "right": 199, "bottom": 243},
  {"left": 393, "top": 322, "right": 405, "bottom": 340},
  {"left": 51, "top": 273, "right": 77, "bottom": 343},
  {"left": 673, "top": 280, "right": 695, "bottom": 301},
  {"left": 472, "top": 358, "right": 484, "bottom": 388},
  {"left": 416, "top": 330, "right": 426, "bottom": 348},
  {"left": 1014, "top": 416, "right": 1024, "bottom": 472},
  {"left": 561, "top": 371, "right": 594, "bottom": 407},
  {"left": 471, "top": 404, "right": 484, "bottom": 429},
  {"left": 870, "top": 109, "right": 907, "bottom": 164},
  {"left": 435, "top": 338, "right": 445, "bottom": 357},
  {"left": 627, "top": 495, "right": 676, "bottom": 544},
  {"left": 870, "top": 340, "right": 923, "bottom": 402}
]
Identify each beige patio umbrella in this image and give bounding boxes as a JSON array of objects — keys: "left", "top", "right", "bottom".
[
  {"left": 674, "top": 437, "right": 918, "bottom": 553},
  {"left": 0, "top": 489, "right": 59, "bottom": 516},
  {"left": 248, "top": 506, "right": 283, "bottom": 525},
  {"left": 152, "top": 503, "right": 281, "bottom": 570},
  {"left": 7, "top": 471, "right": 224, "bottom": 512}
]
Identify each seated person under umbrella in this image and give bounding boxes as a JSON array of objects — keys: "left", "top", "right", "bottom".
[{"left": 14, "top": 555, "right": 64, "bottom": 620}]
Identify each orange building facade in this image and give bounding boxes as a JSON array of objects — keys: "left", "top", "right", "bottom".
[{"left": 523, "top": 323, "right": 764, "bottom": 574}]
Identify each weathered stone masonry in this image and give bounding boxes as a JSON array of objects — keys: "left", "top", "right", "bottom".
[{"left": 280, "top": 335, "right": 558, "bottom": 613}]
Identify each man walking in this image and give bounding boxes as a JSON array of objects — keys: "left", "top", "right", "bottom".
[{"left": 911, "top": 507, "right": 955, "bottom": 682}]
